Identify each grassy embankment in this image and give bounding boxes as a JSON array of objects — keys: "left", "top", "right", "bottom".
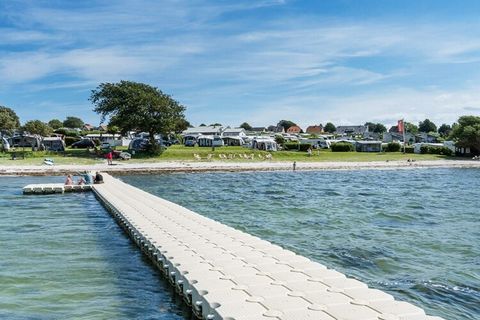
[{"left": 0, "top": 145, "right": 451, "bottom": 166}]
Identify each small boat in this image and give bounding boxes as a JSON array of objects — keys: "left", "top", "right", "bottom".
[{"left": 44, "top": 158, "right": 54, "bottom": 166}]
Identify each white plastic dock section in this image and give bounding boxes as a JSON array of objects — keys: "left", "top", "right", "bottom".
[
  {"left": 92, "top": 174, "right": 443, "bottom": 320},
  {"left": 23, "top": 183, "right": 92, "bottom": 194}
]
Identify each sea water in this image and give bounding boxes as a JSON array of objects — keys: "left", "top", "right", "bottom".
[
  {"left": 123, "top": 168, "right": 480, "bottom": 320},
  {"left": 0, "top": 176, "right": 192, "bottom": 319},
  {"left": 1, "top": 168, "right": 479, "bottom": 319}
]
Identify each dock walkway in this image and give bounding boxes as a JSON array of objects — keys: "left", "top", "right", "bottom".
[
  {"left": 23, "top": 183, "right": 92, "bottom": 194},
  {"left": 89, "top": 174, "right": 442, "bottom": 320}
]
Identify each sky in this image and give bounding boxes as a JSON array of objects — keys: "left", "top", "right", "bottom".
[{"left": 1, "top": 0, "right": 480, "bottom": 129}]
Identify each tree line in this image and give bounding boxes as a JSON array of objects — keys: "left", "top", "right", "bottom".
[{"left": 1, "top": 80, "right": 480, "bottom": 154}]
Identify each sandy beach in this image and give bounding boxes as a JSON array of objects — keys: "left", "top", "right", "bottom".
[{"left": 1, "top": 159, "right": 479, "bottom": 176}]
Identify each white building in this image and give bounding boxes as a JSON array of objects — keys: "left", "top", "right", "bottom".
[
  {"left": 182, "top": 126, "right": 225, "bottom": 136},
  {"left": 85, "top": 134, "right": 131, "bottom": 147}
]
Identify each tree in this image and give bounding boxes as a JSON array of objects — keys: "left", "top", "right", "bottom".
[
  {"left": 48, "top": 119, "right": 63, "bottom": 129},
  {"left": 199, "top": 123, "right": 206, "bottom": 127},
  {"left": 324, "top": 122, "right": 336, "bottom": 133},
  {"left": 405, "top": 122, "right": 418, "bottom": 134},
  {"left": 0, "top": 106, "right": 20, "bottom": 135},
  {"left": 22, "top": 120, "right": 53, "bottom": 136},
  {"left": 63, "top": 116, "right": 84, "bottom": 129},
  {"left": 90, "top": 80, "right": 186, "bottom": 154},
  {"left": 365, "top": 122, "right": 387, "bottom": 133},
  {"left": 438, "top": 124, "right": 452, "bottom": 137},
  {"left": 174, "top": 119, "right": 191, "bottom": 133},
  {"left": 274, "top": 135, "right": 285, "bottom": 145},
  {"left": 419, "top": 118, "right": 437, "bottom": 133},
  {"left": 107, "top": 125, "right": 120, "bottom": 139},
  {"left": 450, "top": 115, "right": 480, "bottom": 154},
  {"left": 209, "top": 123, "right": 222, "bottom": 127},
  {"left": 239, "top": 122, "right": 252, "bottom": 131},
  {"left": 277, "top": 120, "right": 297, "bottom": 131}
]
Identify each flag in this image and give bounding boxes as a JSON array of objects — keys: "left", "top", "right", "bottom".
[{"left": 398, "top": 119, "right": 404, "bottom": 133}]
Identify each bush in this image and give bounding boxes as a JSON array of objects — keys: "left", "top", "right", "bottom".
[
  {"left": 283, "top": 143, "right": 299, "bottom": 150},
  {"left": 146, "top": 142, "right": 165, "bottom": 155},
  {"left": 54, "top": 128, "right": 79, "bottom": 137},
  {"left": 404, "top": 146, "right": 414, "bottom": 153},
  {"left": 283, "top": 143, "right": 313, "bottom": 152},
  {"left": 331, "top": 142, "right": 354, "bottom": 152},
  {"left": 274, "top": 135, "right": 285, "bottom": 145},
  {"left": 65, "top": 136, "right": 81, "bottom": 146},
  {"left": 299, "top": 143, "right": 312, "bottom": 152},
  {"left": 385, "top": 142, "right": 401, "bottom": 152},
  {"left": 420, "top": 145, "right": 453, "bottom": 156}
]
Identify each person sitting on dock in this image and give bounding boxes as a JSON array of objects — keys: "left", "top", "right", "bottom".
[
  {"left": 77, "top": 177, "right": 85, "bottom": 185},
  {"left": 65, "top": 174, "right": 73, "bottom": 185},
  {"left": 77, "top": 171, "right": 94, "bottom": 185},
  {"left": 94, "top": 172, "right": 104, "bottom": 184}
]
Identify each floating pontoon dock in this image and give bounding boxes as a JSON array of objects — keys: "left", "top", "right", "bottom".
[
  {"left": 24, "top": 175, "right": 443, "bottom": 320},
  {"left": 23, "top": 183, "right": 92, "bottom": 194}
]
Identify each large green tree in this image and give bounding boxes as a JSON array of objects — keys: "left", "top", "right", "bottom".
[
  {"left": 48, "top": 119, "right": 63, "bottom": 129},
  {"left": 365, "top": 122, "right": 387, "bottom": 133},
  {"left": 0, "top": 106, "right": 20, "bottom": 134},
  {"left": 450, "top": 115, "right": 480, "bottom": 154},
  {"left": 90, "top": 81, "right": 186, "bottom": 153},
  {"left": 418, "top": 118, "right": 437, "bottom": 133},
  {"left": 174, "top": 119, "right": 191, "bottom": 133},
  {"left": 438, "top": 123, "right": 452, "bottom": 137},
  {"left": 324, "top": 122, "right": 336, "bottom": 133},
  {"left": 405, "top": 122, "right": 419, "bottom": 134},
  {"left": 63, "top": 116, "right": 84, "bottom": 129},
  {"left": 277, "top": 120, "right": 297, "bottom": 131},
  {"left": 239, "top": 122, "right": 252, "bottom": 131},
  {"left": 22, "top": 120, "right": 53, "bottom": 136}
]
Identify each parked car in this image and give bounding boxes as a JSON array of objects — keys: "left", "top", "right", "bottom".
[
  {"left": 71, "top": 139, "right": 95, "bottom": 149},
  {"left": 128, "top": 138, "right": 164, "bottom": 152},
  {"left": 100, "top": 142, "right": 111, "bottom": 149}
]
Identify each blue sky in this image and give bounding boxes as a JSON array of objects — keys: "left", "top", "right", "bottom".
[{"left": 1, "top": 0, "right": 480, "bottom": 129}]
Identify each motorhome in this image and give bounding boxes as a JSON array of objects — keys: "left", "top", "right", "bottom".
[{"left": 42, "top": 137, "right": 65, "bottom": 152}]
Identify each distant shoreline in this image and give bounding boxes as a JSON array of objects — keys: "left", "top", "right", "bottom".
[{"left": 1, "top": 159, "right": 479, "bottom": 176}]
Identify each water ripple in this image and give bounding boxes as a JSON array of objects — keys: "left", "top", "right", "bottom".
[{"left": 123, "top": 168, "right": 480, "bottom": 320}]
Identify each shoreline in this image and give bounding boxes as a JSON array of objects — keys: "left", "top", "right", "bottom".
[{"left": 1, "top": 159, "right": 480, "bottom": 176}]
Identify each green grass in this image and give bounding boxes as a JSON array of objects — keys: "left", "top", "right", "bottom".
[{"left": 0, "top": 145, "right": 452, "bottom": 166}]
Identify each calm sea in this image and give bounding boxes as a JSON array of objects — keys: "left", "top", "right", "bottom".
[{"left": 1, "top": 168, "right": 479, "bottom": 319}]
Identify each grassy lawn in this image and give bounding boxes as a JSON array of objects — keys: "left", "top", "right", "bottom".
[
  {"left": 0, "top": 145, "right": 452, "bottom": 166},
  {"left": 158, "top": 145, "right": 450, "bottom": 162},
  {"left": 0, "top": 148, "right": 104, "bottom": 166}
]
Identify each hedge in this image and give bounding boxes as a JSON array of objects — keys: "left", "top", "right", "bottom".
[
  {"left": 331, "top": 142, "right": 354, "bottom": 152},
  {"left": 283, "top": 143, "right": 312, "bottom": 151},
  {"left": 65, "top": 136, "right": 80, "bottom": 146},
  {"left": 404, "top": 146, "right": 414, "bottom": 153},
  {"left": 420, "top": 145, "right": 453, "bottom": 156},
  {"left": 385, "top": 142, "right": 401, "bottom": 152}
]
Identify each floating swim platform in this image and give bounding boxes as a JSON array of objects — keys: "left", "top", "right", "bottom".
[
  {"left": 89, "top": 174, "right": 443, "bottom": 320},
  {"left": 23, "top": 183, "right": 92, "bottom": 194}
]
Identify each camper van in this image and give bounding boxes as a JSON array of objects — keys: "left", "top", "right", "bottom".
[
  {"left": 8, "top": 134, "right": 42, "bottom": 150},
  {"left": 1, "top": 137, "right": 10, "bottom": 151},
  {"left": 184, "top": 135, "right": 197, "bottom": 147},
  {"left": 42, "top": 137, "right": 65, "bottom": 152}
]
